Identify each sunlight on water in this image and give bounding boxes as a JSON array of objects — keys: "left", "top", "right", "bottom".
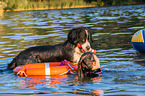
[{"left": 0, "top": 4, "right": 145, "bottom": 95}]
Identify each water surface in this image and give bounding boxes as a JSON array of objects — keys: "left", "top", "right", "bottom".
[{"left": 0, "top": 5, "right": 145, "bottom": 96}]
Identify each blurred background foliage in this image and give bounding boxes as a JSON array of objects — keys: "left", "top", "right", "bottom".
[{"left": 0, "top": 0, "right": 145, "bottom": 11}]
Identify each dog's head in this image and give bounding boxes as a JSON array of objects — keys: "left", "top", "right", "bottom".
[
  {"left": 68, "top": 27, "right": 93, "bottom": 51},
  {"left": 78, "top": 52, "right": 101, "bottom": 78}
]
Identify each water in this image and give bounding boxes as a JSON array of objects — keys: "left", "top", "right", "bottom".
[{"left": 0, "top": 4, "right": 145, "bottom": 95}]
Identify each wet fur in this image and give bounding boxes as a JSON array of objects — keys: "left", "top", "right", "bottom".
[
  {"left": 8, "top": 27, "right": 93, "bottom": 69},
  {"left": 78, "top": 52, "right": 101, "bottom": 78}
]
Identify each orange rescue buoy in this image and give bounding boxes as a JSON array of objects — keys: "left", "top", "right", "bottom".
[{"left": 13, "top": 62, "right": 78, "bottom": 76}]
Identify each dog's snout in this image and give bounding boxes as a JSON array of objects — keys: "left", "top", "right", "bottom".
[{"left": 86, "top": 46, "right": 91, "bottom": 50}]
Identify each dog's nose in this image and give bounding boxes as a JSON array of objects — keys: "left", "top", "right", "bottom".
[{"left": 86, "top": 46, "right": 91, "bottom": 50}]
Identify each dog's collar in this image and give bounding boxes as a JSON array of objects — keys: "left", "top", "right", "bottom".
[
  {"left": 76, "top": 43, "right": 82, "bottom": 49},
  {"left": 76, "top": 43, "right": 85, "bottom": 53}
]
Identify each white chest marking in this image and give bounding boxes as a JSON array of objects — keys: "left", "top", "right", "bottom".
[{"left": 73, "top": 47, "right": 83, "bottom": 63}]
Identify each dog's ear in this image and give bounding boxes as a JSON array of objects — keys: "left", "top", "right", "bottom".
[
  {"left": 92, "top": 54, "right": 100, "bottom": 69},
  {"left": 78, "top": 62, "right": 83, "bottom": 78},
  {"left": 86, "top": 28, "right": 93, "bottom": 43},
  {"left": 68, "top": 28, "right": 79, "bottom": 45},
  {"left": 89, "top": 31, "right": 93, "bottom": 43}
]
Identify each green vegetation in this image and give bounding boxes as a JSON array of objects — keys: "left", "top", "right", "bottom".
[
  {"left": 0, "top": 1, "right": 3, "bottom": 17},
  {"left": 1, "top": 0, "right": 48, "bottom": 11},
  {"left": 86, "top": 0, "right": 145, "bottom": 6},
  {"left": 0, "top": 0, "right": 89, "bottom": 11},
  {"left": 47, "top": 0, "right": 88, "bottom": 9},
  {"left": 0, "top": 0, "right": 145, "bottom": 11}
]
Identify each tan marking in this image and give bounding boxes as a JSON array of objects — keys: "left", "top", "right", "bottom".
[
  {"left": 85, "top": 29, "right": 89, "bottom": 38},
  {"left": 92, "top": 54, "right": 100, "bottom": 70}
]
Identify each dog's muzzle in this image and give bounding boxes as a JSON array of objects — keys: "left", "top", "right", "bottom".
[
  {"left": 87, "top": 68, "right": 102, "bottom": 78},
  {"left": 86, "top": 46, "right": 91, "bottom": 50}
]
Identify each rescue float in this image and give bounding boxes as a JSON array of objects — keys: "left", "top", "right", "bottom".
[{"left": 13, "top": 61, "right": 78, "bottom": 76}]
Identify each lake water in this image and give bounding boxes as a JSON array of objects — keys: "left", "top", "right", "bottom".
[{"left": 0, "top": 4, "right": 145, "bottom": 96}]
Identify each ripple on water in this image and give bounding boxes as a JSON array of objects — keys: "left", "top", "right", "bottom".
[{"left": 128, "top": 26, "right": 144, "bottom": 29}]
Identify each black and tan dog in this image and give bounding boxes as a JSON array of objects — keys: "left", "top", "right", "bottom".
[
  {"left": 8, "top": 27, "right": 93, "bottom": 69},
  {"left": 78, "top": 52, "right": 101, "bottom": 78}
]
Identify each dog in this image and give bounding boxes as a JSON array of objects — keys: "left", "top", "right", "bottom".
[
  {"left": 78, "top": 52, "right": 101, "bottom": 78},
  {"left": 7, "top": 27, "right": 93, "bottom": 69}
]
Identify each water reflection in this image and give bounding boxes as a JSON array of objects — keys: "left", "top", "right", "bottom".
[
  {"left": 18, "top": 75, "right": 104, "bottom": 95},
  {"left": 133, "top": 53, "right": 145, "bottom": 66}
]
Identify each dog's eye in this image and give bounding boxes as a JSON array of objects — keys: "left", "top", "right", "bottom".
[{"left": 80, "top": 39, "right": 86, "bottom": 44}]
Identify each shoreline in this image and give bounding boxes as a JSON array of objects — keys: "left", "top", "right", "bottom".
[
  {"left": 6, "top": 5, "right": 97, "bottom": 12},
  {"left": 1, "top": 3, "right": 145, "bottom": 12}
]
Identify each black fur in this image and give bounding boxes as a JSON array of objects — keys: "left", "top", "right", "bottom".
[{"left": 7, "top": 27, "right": 93, "bottom": 69}]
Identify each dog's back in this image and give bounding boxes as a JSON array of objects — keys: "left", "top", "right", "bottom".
[
  {"left": 8, "top": 27, "right": 93, "bottom": 69},
  {"left": 8, "top": 42, "right": 74, "bottom": 69}
]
